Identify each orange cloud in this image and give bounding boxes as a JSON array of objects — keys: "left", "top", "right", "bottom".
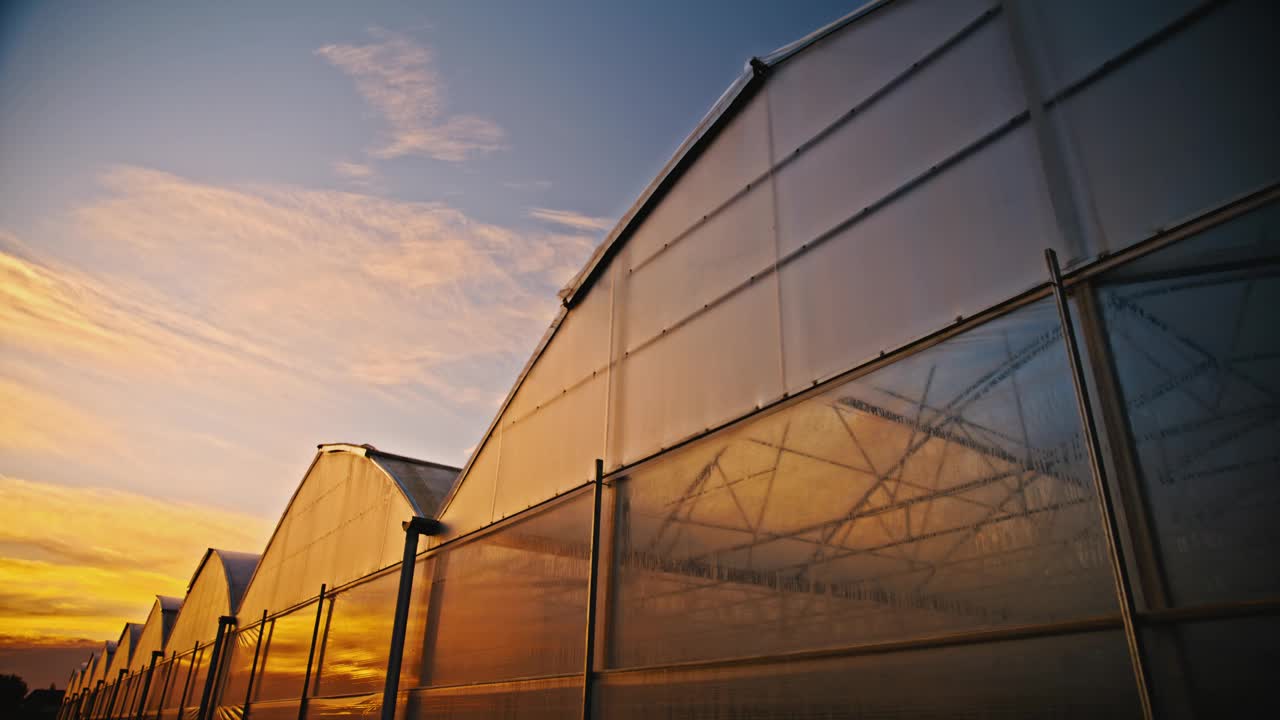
[{"left": 0, "top": 475, "right": 272, "bottom": 643}]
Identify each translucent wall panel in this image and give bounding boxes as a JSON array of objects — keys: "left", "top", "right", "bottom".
[
  {"left": 130, "top": 598, "right": 179, "bottom": 675},
  {"left": 403, "top": 676, "right": 582, "bottom": 720},
  {"left": 1018, "top": 0, "right": 1201, "bottom": 96},
  {"left": 216, "top": 623, "right": 261, "bottom": 718},
  {"left": 306, "top": 693, "right": 382, "bottom": 719},
  {"left": 495, "top": 373, "right": 606, "bottom": 518},
  {"left": 182, "top": 647, "right": 208, "bottom": 720},
  {"left": 623, "top": 92, "right": 771, "bottom": 268},
  {"left": 144, "top": 659, "right": 171, "bottom": 715},
  {"left": 312, "top": 572, "right": 397, "bottom": 698},
  {"left": 239, "top": 452, "right": 415, "bottom": 620},
  {"left": 435, "top": 439, "right": 500, "bottom": 543},
  {"left": 1095, "top": 201, "right": 1280, "bottom": 606},
  {"left": 772, "top": 14, "right": 1025, "bottom": 258},
  {"left": 252, "top": 604, "right": 318, "bottom": 703},
  {"left": 168, "top": 561, "right": 231, "bottom": 657},
  {"left": 765, "top": 0, "right": 993, "bottom": 155},
  {"left": 621, "top": 181, "right": 775, "bottom": 350},
  {"left": 597, "top": 631, "right": 1139, "bottom": 718},
  {"left": 611, "top": 275, "right": 783, "bottom": 468},
  {"left": 1048, "top": 0, "right": 1279, "bottom": 256},
  {"left": 610, "top": 300, "right": 1114, "bottom": 668},
  {"left": 779, "top": 126, "right": 1059, "bottom": 392},
  {"left": 416, "top": 492, "right": 593, "bottom": 686},
  {"left": 158, "top": 651, "right": 195, "bottom": 720}
]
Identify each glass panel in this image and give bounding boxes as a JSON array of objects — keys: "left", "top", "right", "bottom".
[
  {"left": 1049, "top": 0, "right": 1279, "bottom": 256},
  {"left": 610, "top": 299, "right": 1115, "bottom": 668},
  {"left": 778, "top": 125, "right": 1060, "bottom": 394},
  {"left": 313, "top": 572, "right": 398, "bottom": 698},
  {"left": 416, "top": 492, "right": 594, "bottom": 686},
  {"left": 1096, "top": 201, "right": 1280, "bottom": 605},
  {"left": 1144, "top": 616, "right": 1280, "bottom": 718},
  {"left": 254, "top": 604, "right": 318, "bottom": 702},
  {"left": 403, "top": 676, "right": 581, "bottom": 720},
  {"left": 596, "top": 631, "right": 1140, "bottom": 718}
]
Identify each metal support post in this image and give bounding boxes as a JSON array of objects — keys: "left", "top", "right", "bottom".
[
  {"left": 176, "top": 643, "right": 199, "bottom": 718},
  {"left": 196, "top": 615, "right": 234, "bottom": 720},
  {"left": 1045, "top": 248, "right": 1155, "bottom": 720},
  {"left": 107, "top": 669, "right": 127, "bottom": 720},
  {"left": 381, "top": 516, "right": 443, "bottom": 720},
  {"left": 581, "top": 459, "right": 605, "bottom": 720},
  {"left": 150, "top": 653, "right": 176, "bottom": 720},
  {"left": 89, "top": 681, "right": 104, "bottom": 720},
  {"left": 297, "top": 585, "right": 327, "bottom": 720},
  {"left": 241, "top": 609, "right": 268, "bottom": 719},
  {"left": 133, "top": 651, "right": 163, "bottom": 720}
]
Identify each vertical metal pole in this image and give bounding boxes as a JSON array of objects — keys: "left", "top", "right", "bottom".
[
  {"left": 1045, "top": 248, "right": 1155, "bottom": 720},
  {"left": 151, "top": 653, "right": 175, "bottom": 720},
  {"left": 134, "top": 651, "right": 163, "bottom": 720},
  {"left": 176, "top": 643, "right": 200, "bottom": 719},
  {"left": 381, "top": 517, "right": 436, "bottom": 720},
  {"left": 241, "top": 610, "right": 268, "bottom": 720},
  {"left": 196, "top": 616, "right": 234, "bottom": 720},
  {"left": 90, "top": 681, "right": 105, "bottom": 720},
  {"left": 297, "top": 585, "right": 326, "bottom": 720},
  {"left": 581, "top": 459, "right": 605, "bottom": 720},
  {"left": 107, "top": 669, "right": 127, "bottom": 720}
]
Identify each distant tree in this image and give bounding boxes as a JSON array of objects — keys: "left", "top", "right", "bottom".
[{"left": 0, "top": 673, "right": 28, "bottom": 712}]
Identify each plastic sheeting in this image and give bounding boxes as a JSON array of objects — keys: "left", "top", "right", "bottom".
[
  {"left": 251, "top": 601, "right": 318, "bottom": 703},
  {"left": 436, "top": 0, "right": 1277, "bottom": 548},
  {"left": 609, "top": 300, "right": 1113, "bottom": 668},
  {"left": 167, "top": 551, "right": 244, "bottom": 656},
  {"left": 415, "top": 492, "right": 594, "bottom": 687},
  {"left": 237, "top": 449, "right": 425, "bottom": 621},
  {"left": 129, "top": 597, "right": 181, "bottom": 674},
  {"left": 595, "top": 631, "right": 1139, "bottom": 718},
  {"left": 1042, "top": 0, "right": 1280, "bottom": 259}
]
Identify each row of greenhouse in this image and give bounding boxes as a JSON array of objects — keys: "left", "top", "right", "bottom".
[{"left": 58, "top": 0, "right": 1278, "bottom": 716}]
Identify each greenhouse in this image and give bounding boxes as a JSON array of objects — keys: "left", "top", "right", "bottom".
[{"left": 58, "top": 0, "right": 1277, "bottom": 717}]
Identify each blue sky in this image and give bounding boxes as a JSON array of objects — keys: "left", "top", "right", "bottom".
[{"left": 0, "top": 0, "right": 854, "bottom": 663}]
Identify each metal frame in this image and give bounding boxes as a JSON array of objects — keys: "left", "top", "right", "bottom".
[
  {"left": 1046, "top": 248, "right": 1155, "bottom": 719},
  {"left": 580, "top": 459, "right": 605, "bottom": 719},
  {"left": 296, "top": 584, "right": 326, "bottom": 720}
]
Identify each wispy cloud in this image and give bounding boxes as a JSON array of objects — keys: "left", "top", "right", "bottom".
[
  {"left": 503, "top": 179, "right": 552, "bottom": 192},
  {"left": 317, "top": 28, "right": 504, "bottom": 162},
  {"left": 0, "top": 475, "right": 272, "bottom": 642},
  {"left": 334, "top": 160, "right": 376, "bottom": 183},
  {"left": 1, "top": 166, "right": 597, "bottom": 505},
  {"left": 528, "top": 207, "right": 614, "bottom": 233}
]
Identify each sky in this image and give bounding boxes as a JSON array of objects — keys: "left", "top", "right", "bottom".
[{"left": 0, "top": 0, "right": 855, "bottom": 688}]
